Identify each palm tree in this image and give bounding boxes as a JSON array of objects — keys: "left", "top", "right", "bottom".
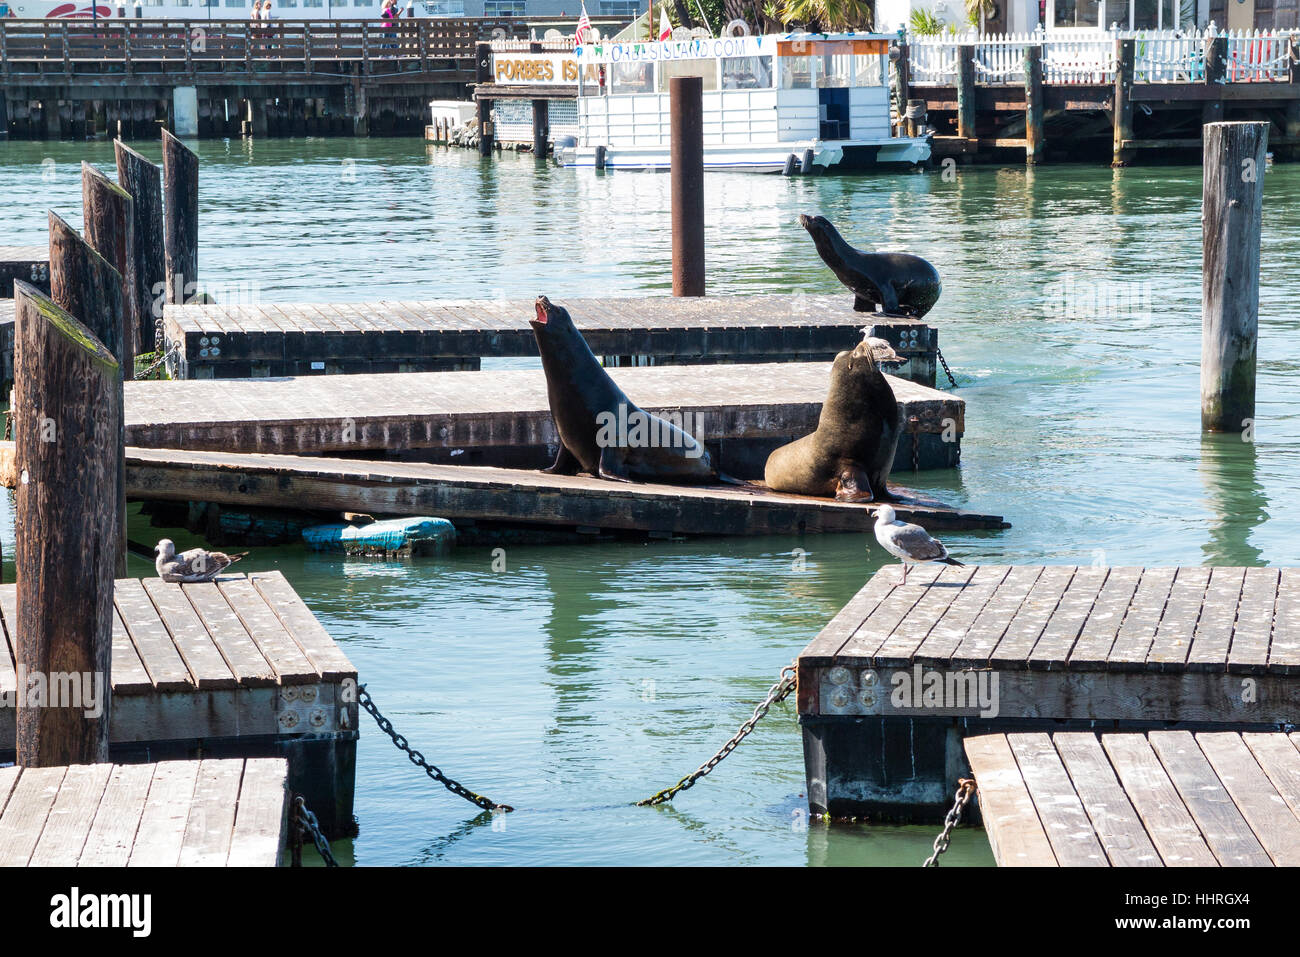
[{"left": 780, "top": 0, "right": 873, "bottom": 31}]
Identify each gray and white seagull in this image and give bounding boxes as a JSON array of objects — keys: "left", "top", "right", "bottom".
[
  {"left": 872, "top": 504, "right": 964, "bottom": 584},
  {"left": 155, "top": 538, "right": 248, "bottom": 583}
]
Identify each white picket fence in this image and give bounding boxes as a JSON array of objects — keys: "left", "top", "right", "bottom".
[{"left": 909, "top": 28, "right": 1295, "bottom": 86}]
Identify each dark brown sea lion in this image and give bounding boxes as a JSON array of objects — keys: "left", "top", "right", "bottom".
[
  {"left": 800, "top": 214, "right": 942, "bottom": 318},
  {"left": 763, "top": 338, "right": 900, "bottom": 502},
  {"left": 530, "top": 296, "right": 722, "bottom": 484}
]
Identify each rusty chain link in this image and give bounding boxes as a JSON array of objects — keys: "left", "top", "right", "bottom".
[
  {"left": 637, "top": 661, "right": 798, "bottom": 807},
  {"left": 936, "top": 345, "right": 958, "bottom": 388},
  {"left": 923, "top": 777, "right": 976, "bottom": 866},
  {"left": 291, "top": 795, "right": 339, "bottom": 867}
]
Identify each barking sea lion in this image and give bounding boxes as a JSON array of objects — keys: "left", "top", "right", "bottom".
[
  {"left": 763, "top": 338, "right": 900, "bottom": 503},
  {"left": 800, "top": 214, "right": 942, "bottom": 318},
  {"left": 530, "top": 296, "right": 722, "bottom": 484}
]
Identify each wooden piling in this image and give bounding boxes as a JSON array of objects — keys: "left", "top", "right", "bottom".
[
  {"left": 13, "top": 281, "right": 121, "bottom": 767},
  {"left": 476, "top": 42, "right": 494, "bottom": 157},
  {"left": 894, "top": 41, "right": 910, "bottom": 136},
  {"left": 1112, "top": 38, "right": 1135, "bottom": 167},
  {"left": 669, "top": 75, "right": 705, "bottom": 298},
  {"left": 1201, "top": 121, "right": 1267, "bottom": 434},
  {"left": 81, "top": 162, "right": 138, "bottom": 364},
  {"left": 161, "top": 129, "right": 198, "bottom": 306},
  {"left": 46, "top": 212, "right": 128, "bottom": 579},
  {"left": 1202, "top": 34, "right": 1228, "bottom": 128},
  {"left": 1024, "top": 44, "right": 1044, "bottom": 165},
  {"left": 115, "top": 140, "right": 165, "bottom": 357},
  {"left": 956, "top": 44, "right": 976, "bottom": 141},
  {"left": 532, "top": 99, "right": 549, "bottom": 157}
]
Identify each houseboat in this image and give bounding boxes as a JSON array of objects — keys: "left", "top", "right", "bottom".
[{"left": 557, "top": 32, "right": 930, "bottom": 173}]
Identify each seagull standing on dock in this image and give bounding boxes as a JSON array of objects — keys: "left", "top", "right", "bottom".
[
  {"left": 155, "top": 539, "right": 248, "bottom": 583},
  {"left": 872, "top": 505, "right": 963, "bottom": 584}
]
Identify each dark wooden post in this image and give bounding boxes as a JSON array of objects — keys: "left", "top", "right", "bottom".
[
  {"left": 1112, "top": 38, "right": 1135, "bottom": 167},
  {"left": 162, "top": 129, "right": 199, "bottom": 305},
  {"left": 115, "top": 139, "right": 165, "bottom": 357},
  {"left": 47, "top": 212, "right": 128, "bottom": 579},
  {"left": 532, "top": 99, "right": 549, "bottom": 157},
  {"left": 1202, "top": 34, "right": 1227, "bottom": 129},
  {"left": 81, "top": 162, "right": 137, "bottom": 366},
  {"left": 1024, "top": 44, "right": 1044, "bottom": 165},
  {"left": 670, "top": 75, "right": 704, "bottom": 298},
  {"left": 956, "top": 44, "right": 976, "bottom": 141},
  {"left": 894, "top": 41, "right": 910, "bottom": 136},
  {"left": 1286, "top": 36, "right": 1300, "bottom": 162},
  {"left": 13, "top": 281, "right": 120, "bottom": 767},
  {"left": 476, "top": 41, "right": 494, "bottom": 157},
  {"left": 1201, "top": 122, "right": 1267, "bottom": 433}
]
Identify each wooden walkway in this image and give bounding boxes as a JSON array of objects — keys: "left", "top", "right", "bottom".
[
  {"left": 0, "top": 572, "right": 358, "bottom": 836},
  {"left": 163, "top": 295, "right": 877, "bottom": 376},
  {"left": 113, "top": 447, "right": 1006, "bottom": 536},
  {"left": 0, "top": 758, "right": 289, "bottom": 867},
  {"left": 966, "top": 731, "right": 1300, "bottom": 867},
  {"left": 122, "top": 363, "right": 964, "bottom": 473},
  {"left": 0, "top": 248, "right": 48, "bottom": 298}
]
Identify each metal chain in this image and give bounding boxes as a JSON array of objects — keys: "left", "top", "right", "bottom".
[
  {"left": 637, "top": 662, "right": 797, "bottom": 807},
  {"left": 936, "top": 345, "right": 958, "bottom": 388},
  {"left": 292, "top": 795, "right": 339, "bottom": 867},
  {"left": 923, "top": 777, "right": 976, "bottom": 866},
  {"left": 357, "top": 684, "right": 513, "bottom": 813},
  {"left": 136, "top": 344, "right": 178, "bottom": 380}
]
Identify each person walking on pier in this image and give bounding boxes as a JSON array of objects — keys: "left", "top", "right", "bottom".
[{"left": 380, "top": 0, "right": 398, "bottom": 55}]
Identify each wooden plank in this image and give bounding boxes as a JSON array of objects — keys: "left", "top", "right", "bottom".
[
  {"left": 1228, "top": 566, "right": 1279, "bottom": 674},
  {"left": 1148, "top": 730, "right": 1272, "bottom": 866},
  {"left": 177, "top": 759, "right": 244, "bottom": 866},
  {"left": 78, "top": 763, "right": 156, "bottom": 867},
  {"left": 1102, "top": 733, "right": 1217, "bottom": 866},
  {"left": 1006, "top": 732, "right": 1107, "bottom": 865},
  {"left": 871, "top": 564, "right": 978, "bottom": 666},
  {"left": 913, "top": 565, "right": 1011, "bottom": 663},
  {"left": 114, "top": 577, "right": 193, "bottom": 691},
  {"left": 1268, "top": 567, "right": 1300, "bottom": 672},
  {"left": 1186, "top": 566, "right": 1246, "bottom": 672},
  {"left": 227, "top": 758, "right": 289, "bottom": 867},
  {"left": 250, "top": 571, "right": 356, "bottom": 681},
  {"left": 216, "top": 578, "right": 319, "bottom": 684},
  {"left": 0, "top": 765, "right": 21, "bottom": 817},
  {"left": 1105, "top": 566, "right": 1176, "bottom": 668},
  {"left": 110, "top": 603, "right": 154, "bottom": 694},
  {"left": 989, "top": 565, "right": 1076, "bottom": 667},
  {"left": 142, "top": 577, "right": 239, "bottom": 689},
  {"left": 181, "top": 581, "right": 278, "bottom": 687},
  {"left": 0, "top": 766, "right": 67, "bottom": 866},
  {"left": 1195, "top": 732, "right": 1300, "bottom": 866},
  {"left": 1026, "top": 566, "right": 1108, "bottom": 670},
  {"left": 128, "top": 760, "right": 200, "bottom": 867},
  {"left": 1065, "top": 566, "right": 1140, "bottom": 668},
  {"left": 964, "top": 734, "right": 1057, "bottom": 866},
  {"left": 835, "top": 563, "right": 945, "bottom": 661},
  {"left": 28, "top": 763, "right": 114, "bottom": 866},
  {"left": 1242, "top": 732, "right": 1300, "bottom": 824},
  {"left": 951, "top": 565, "right": 1044, "bottom": 667},
  {"left": 1053, "top": 732, "right": 1161, "bottom": 866},
  {"left": 798, "top": 571, "right": 900, "bottom": 665},
  {"left": 1145, "top": 565, "right": 1212, "bottom": 671}
]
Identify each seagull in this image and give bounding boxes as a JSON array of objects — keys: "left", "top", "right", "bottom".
[
  {"left": 155, "top": 539, "right": 248, "bottom": 583},
  {"left": 872, "top": 505, "right": 964, "bottom": 584}
]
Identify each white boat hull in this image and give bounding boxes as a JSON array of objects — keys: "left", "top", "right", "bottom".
[{"left": 558, "top": 136, "right": 930, "bottom": 172}]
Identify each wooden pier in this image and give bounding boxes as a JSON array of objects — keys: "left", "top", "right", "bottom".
[
  {"left": 162, "top": 294, "right": 916, "bottom": 377},
  {"left": 966, "top": 731, "right": 1300, "bottom": 867},
  {"left": 797, "top": 564, "right": 1300, "bottom": 820},
  {"left": 0, "top": 757, "right": 289, "bottom": 866},
  {"left": 0, "top": 248, "right": 49, "bottom": 298},
  {"left": 122, "top": 363, "right": 965, "bottom": 475},
  {"left": 0, "top": 572, "right": 358, "bottom": 837}
]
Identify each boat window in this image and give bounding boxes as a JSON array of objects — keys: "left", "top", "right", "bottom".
[
  {"left": 612, "top": 61, "right": 655, "bottom": 95},
  {"left": 818, "top": 53, "right": 852, "bottom": 88},
  {"left": 779, "top": 56, "right": 813, "bottom": 89},
  {"left": 853, "top": 54, "right": 884, "bottom": 86},
  {"left": 657, "top": 57, "right": 719, "bottom": 92},
  {"left": 721, "top": 56, "right": 773, "bottom": 90}
]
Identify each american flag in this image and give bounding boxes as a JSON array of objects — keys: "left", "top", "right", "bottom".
[{"left": 575, "top": 2, "right": 592, "bottom": 45}]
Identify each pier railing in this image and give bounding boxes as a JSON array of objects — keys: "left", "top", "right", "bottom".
[
  {"left": 0, "top": 17, "right": 615, "bottom": 75},
  {"left": 909, "top": 27, "right": 1296, "bottom": 86}
]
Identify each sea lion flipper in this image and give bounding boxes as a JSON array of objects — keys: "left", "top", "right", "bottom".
[
  {"left": 833, "top": 467, "right": 874, "bottom": 503},
  {"left": 596, "top": 446, "right": 633, "bottom": 483},
  {"left": 542, "top": 444, "right": 582, "bottom": 476},
  {"left": 853, "top": 294, "right": 875, "bottom": 313}
]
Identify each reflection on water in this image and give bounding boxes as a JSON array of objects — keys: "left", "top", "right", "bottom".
[{"left": 1, "top": 139, "right": 1298, "bottom": 865}]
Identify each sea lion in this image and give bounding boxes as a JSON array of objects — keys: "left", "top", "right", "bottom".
[
  {"left": 763, "top": 338, "right": 900, "bottom": 502},
  {"left": 530, "top": 296, "right": 721, "bottom": 484},
  {"left": 800, "top": 214, "right": 942, "bottom": 318}
]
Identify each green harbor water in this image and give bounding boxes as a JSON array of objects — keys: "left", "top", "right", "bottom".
[{"left": 2, "top": 138, "right": 1298, "bottom": 866}]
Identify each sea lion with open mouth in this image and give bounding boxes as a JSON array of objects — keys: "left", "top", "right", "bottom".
[
  {"left": 763, "top": 337, "right": 901, "bottom": 503},
  {"left": 530, "top": 296, "right": 724, "bottom": 484},
  {"left": 800, "top": 214, "right": 942, "bottom": 318}
]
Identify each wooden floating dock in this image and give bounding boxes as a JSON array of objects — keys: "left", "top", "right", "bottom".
[
  {"left": 0, "top": 572, "right": 358, "bottom": 837},
  {"left": 797, "top": 564, "right": 1300, "bottom": 821},
  {"left": 0, "top": 757, "right": 289, "bottom": 867},
  {"left": 162, "top": 295, "right": 909, "bottom": 377},
  {"left": 111, "top": 447, "right": 1007, "bottom": 538},
  {"left": 122, "top": 363, "right": 965, "bottom": 475},
  {"left": 966, "top": 731, "right": 1300, "bottom": 867},
  {"left": 0, "top": 248, "right": 48, "bottom": 298}
]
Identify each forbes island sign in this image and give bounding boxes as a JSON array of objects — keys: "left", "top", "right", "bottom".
[{"left": 493, "top": 52, "right": 581, "bottom": 85}]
